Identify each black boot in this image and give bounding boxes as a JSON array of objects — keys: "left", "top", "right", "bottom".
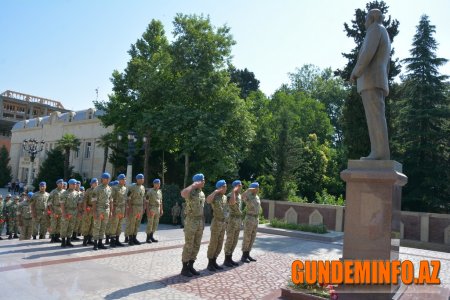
[
  {"left": 181, "top": 262, "right": 193, "bottom": 277},
  {"left": 54, "top": 234, "right": 61, "bottom": 242},
  {"left": 0, "top": 236, "right": 3, "bottom": 240},
  {"left": 39, "top": 234, "right": 45, "bottom": 239},
  {"left": 115, "top": 236, "right": 125, "bottom": 247},
  {"left": 125, "top": 236, "right": 129, "bottom": 243},
  {"left": 150, "top": 232, "right": 158, "bottom": 243},
  {"left": 82, "top": 236, "right": 88, "bottom": 246},
  {"left": 87, "top": 235, "right": 94, "bottom": 245},
  {"left": 71, "top": 232, "right": 80, "bottom": 241},
  {"left": 213, "top": 257, "right": 223, "bottom": 270},
  {"left": 93, "top": 240, "right": 98, "bottom": 250},
  {"left": 61, "top": 237, "right": 66, "bottom": 248},
  {"left": 230, "top": 255, "right": 239, "bottom": 266},
  {"left": 128, "top": 236, "right": 135, "bottom": 246},
  {"left": 98, "top": 239, "right": 107, "bottom": 249},
  {"left": 33, "top": 235, "right": 37, "bottom": 240},
  {"left": 188, "top": 260, "right": 200, "bottom": 275},
  {"left": 105, "top": 235, "right": 110, "bottom": 244},
  {"left": 13, "top": 233, "right": 19, "bottom": 239},
  {"left": 8, "top": 234, "right": 12, "bottom": 240},
  {"left": 224, "top": 254, "right": 234, "bottom": 267},
  {"left": 146, "top": 233, "right": 152, "bottom": 243},
  {"left": 207, "top": 258, "right": 216, "bottom": 272},
  {"left": 50, "top": 234, "right": 55, "bottom": 243},
  {"left": 66, "top": 238, "right": 74, "bottom": 247},
  {"left": 241, "top": 251, "right": 250, "bottom": 263},
  {"left": 133, "top": 235, "right": 141, "bottom": 245},
  {"left": 109, "top": 236, "right": 116, "bottom": 248},
  {"left": 247, "top": 252, "right": 257, "bottom": 262}
]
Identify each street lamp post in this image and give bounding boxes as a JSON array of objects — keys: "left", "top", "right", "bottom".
[
  {"left": 118, "top": 131, "right": 146, "bottom": 185},
  {"left": 22, "top": 138, "right": 45, "bottom": 192}
]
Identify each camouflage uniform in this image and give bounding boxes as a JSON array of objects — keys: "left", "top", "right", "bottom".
[
  {"left": 242, "top": 192, "right": 261, "bottom": 252},
  {"left": 73, "top": 190, "right": 84, "bottom": 236},
  {"left": 207, "top": 193, "right": 228, "bottom": 260},
  {"left": 145, "top": 188, "right": 162, "bottom": 235},
  {"left": 17, "top": 200, "right": 33, "bottom": 240},
  {"left": 5, "top": 198, "right": 19, "bottom": 238},
  {"left": 180, "top": 202, "right": 186, "bottom": 228},
  {"left": 224, "top": 192, "right": 242, "bottom": 256},
  {"left": 181, "top": 188, "right": 205, "bottom": 263},
  {"left": 81, "top": 187, "right": 95, "bottom": 237},
  {"left": 48, "top": 188, "right": 64, "bottom": 236},
  {"left": 59, "top": 189, "right": 79, "bottom": 240},
  {"left": 107, "top": 184, "right": 127, "bottom": 243},
  {"left": 0, "top": 199, "right": 4, "bottom": 237},
  {"left": 126, "top": 184, "right": 145, "bottom": 238},
  {"left": 30, "top": 191, "right": 50, "bottom": 238},
  {"left": 91, "top": 184, "right": 112, "bottom": 241}
]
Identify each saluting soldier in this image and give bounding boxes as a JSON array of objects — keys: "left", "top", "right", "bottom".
[
  {"left": 17, "top": 192, "right": 33, "bottom": 240},
  {"left": 30, "top": 182, "right": 50, "bottom": 239},
  {"left": 223, "top": 180, "right": 243, "bottom": 267},
  {"left": 126, "top": 174, "right": 145, "bottom": 246},
  {"left": 81, "top": 178, "right": 98, "bottom": 246},
  {"left": 180, "top": 173, "right": 206, "bottom": 277},
  {"left": 206, "top": 180, "right": 228, "bottom": 272},
  {"left": 241, "top": 182, "right": 261, "bottom": 263},
  {"left": 60, "top": 179, "right": 79, "bottom": 247},
  {"left": 91, "top": 173, "right": 113, "bottom": 250},
  {"left": 107, "top": 174, "right": 127, "bottom": 247},
  {"left": 145, "top": 178, "right": 163, "bottom": 243},
  {"left": 48, "top": 179, "right": 64, "bottom": 243}
]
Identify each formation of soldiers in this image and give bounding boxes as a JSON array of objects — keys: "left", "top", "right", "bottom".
[{"left": 0, "top": 172, "right": 262, "bottom": 277}]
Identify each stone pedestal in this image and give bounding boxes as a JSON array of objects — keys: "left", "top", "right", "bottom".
[{"left": 339, "top": 160, "right": 407, "bottom": 300}]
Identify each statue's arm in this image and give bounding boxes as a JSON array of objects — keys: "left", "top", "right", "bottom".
[{"left": 351, "top": 26, "right": 382, "bottom": 78}]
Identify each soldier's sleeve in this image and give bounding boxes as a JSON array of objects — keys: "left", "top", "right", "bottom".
[
  {"left": 91, "top": 187, "right": 98, "bottom": 202},
  {"left": 59, "top": 191, "right": 67, "bottom": 204},
  {"left": 47, "top": 191, "right": 54, "bottom": 206}
]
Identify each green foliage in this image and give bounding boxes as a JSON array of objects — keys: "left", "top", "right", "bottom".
[
  {"left": 159, "top": 184, "right": 184, "bottom": 224},
  {"left": 33, "top": 149, "right": 68, "bottom": 191},
  {"left": 57, "top": 133, "right": 80, "bottom": 180},
  {"left": 0, "top": 146, "right": 12, "bottom": 187},
  {"left": 314, "top": 189, "right": 345, "bottom": 206},
  {"left": 229, "top": 66, "right": 260, "bottom": 99},
  {"left": 269, "top": 218, "right": 328, "bottom": 234}
]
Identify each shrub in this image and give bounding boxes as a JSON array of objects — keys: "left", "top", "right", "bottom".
[{"left": 270, "top": 218, "right": 328, "bottom": 234}]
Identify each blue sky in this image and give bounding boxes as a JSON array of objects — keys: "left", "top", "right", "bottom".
[{"left": 1, "top": 0, "right": 449, "bottom": 111}]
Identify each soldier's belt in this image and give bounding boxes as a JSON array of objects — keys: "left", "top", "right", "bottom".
[
  {"left": 246, "top": 213, "right": 258, "bottom": 218},
  {"left": 213, "top": 217, "right": 226, "bottom": 222},
  {"left": 186, "top": 215, "right": 203, "bottom": 220}
]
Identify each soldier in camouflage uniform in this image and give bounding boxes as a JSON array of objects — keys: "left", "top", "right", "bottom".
[
  {"left": 223, "top": 180, "right": 243, "bottom": 267},
  {"left": 180, "top": 202, "right": 186, "bottom": 228},
  {"left": 0, "top": 195, "right": 4, "bottom": 239},
  {"left": 30, "top": 182, "right": 50, "bottom": 239},
  {"left": 70, "top": 181, "right": 82, "bottom": 241},
  {"left": 241, "top": 182, "right": 261, "bottom": 263},
  {"left": 48, "top": 179, "right": 64, "bottom": 243},
  {"left": 105, "top": 180, "right": 118, "bottom": 244},
  {"left": 180, "top": 173, "right": 206, "bottom": 277},
  {"left": 126, "top": 174, "right": 145, "bottom": 246},
  {"left": 106, "top": 175, "right": 127, "bottom": 247},
  {"left": 206, "top": 180, "right": 228, "bottom": 272},
  {"left": 74, "top": 186, "right": 85, "bottom": 239},
  {"left": 60, "top": 179, "right": 79, "bottom": 247},
  {"left": 17, "top": 192, "right": 33, "bottom": 240},
  {"left": 145, "top": 178, "right": 163, "bottom": 243},
  {"left": 5, "top": 195, "right": 19, "bottom": 239},
  {"left": 91, "top": 173, "right": 113, "bottom": 250},
  {"left": 82, "top": 178, "right": 98, "bottom": 246}
]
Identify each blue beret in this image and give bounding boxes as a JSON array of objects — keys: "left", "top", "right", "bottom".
[
  {"left": 63, "top": 182, "right": 67, "bottom": 185},
  {"left": 192, "top": 173, "right": 205, "bottom": 182},
  {"left": 108, "top": 181, "right": 114, "bottom": 186},
  {"left": 215, "top": 180, "right": 226, "bottom": 189},
  {"left": 153, "top": 178, "right": 161, "bottom": 184},
  {"left": 68, "top": 179, "right": 77, "bottom": 185},
  {"left": 90, "top": 178, "right": 98, "bottom": 184},
  {"left": 249, "top": 182, "right": 260, "bottom": 189},
  {"left": 27, "top": 192, "right": 33, "bottom": 197},
  {"left": 117, "top": 174, "right": 126, "bottom": 180},
  {"left": 39, "top": 181, "right": 46, "bottom": 186},
  {"left": 232, "top": 180, "right": 242, "bottom": 187},
  {"left": 102, "top": 172, "right": 111, "bottom": 179},
  {"left": 76, "top": 181, "right": 81, "bottom": 185},
  {"left": 56, "top": 179, "right": 64, "bottom": 184},
  {"left": 80, "top": 187, "right": 85, "bottom": 191},
  {"left": 136, "top": 174, "right": 144, "bottom": 180}
]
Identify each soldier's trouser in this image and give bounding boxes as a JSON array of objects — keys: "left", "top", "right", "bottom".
[
  {"left": 32, "top": 211, "right": 49, "bottom": 236},
  {"left": 107, "top": 209, "right": 125, "bottom": 236},
  {"left": 207, "top": 218, "right": 226, "bottom": 259},
  {"left": 92, "top": 211, "right": 110, "bottom": 240},
  {"left": 20, "top": 219, "right": 32, "bottom": 240},
  {"left": 182, "top": 217, "right": 204, "bottom": 263},
  {"left": 0, "top": 220, "right": 4, "bottom": 235},
  {"left": 60, "top": 214, "right": 76, "bottom": 238},
  {"left": 242, "top": 215, "right": 258, "bottom": 252},
  {"left": 127, "top": 206, "right": 143, "bottom": 236},
  {"left": 81, "top": 211, "right": 94, "bottom": 236},
  {"left": 7, "top": 219, "right": 18, "bottom": 234},
  {"left": 145, "top": 210, "right": 160, "bottom": 234},
  {"left": 224, "top": 216, "right": 242, "bottom": 255},
  {"left": 50, "top": 208, "right": 62, "bottom": 234},
  {"left": 74, "top": 213, "right": 82, "bottom": 233}
]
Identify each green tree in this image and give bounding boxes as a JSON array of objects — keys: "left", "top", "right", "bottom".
[
  {"left": 229, "top": 66, "right": 260, "bottom": 99},
  {"left": 336, "top": 1, "right": 401, "bottom": 159},
  {"left": 96, "top": 132, "right": 116, "bottom": 173},
  {"left": 0, "top": 145, "right": 12, "bottom": 187},
  {"left": 57, "top": 133, "right": 80, "bottom": 180},
  {"left": 396, "top": 15, "right": 449, "bottom": 212},
  {"left": 32, "top": 148, "right": 67, "bottom": 191}
]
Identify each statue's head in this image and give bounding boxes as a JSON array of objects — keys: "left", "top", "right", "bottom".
[{"left": 365, "top": 9, "right": 384, "bottom": 29}]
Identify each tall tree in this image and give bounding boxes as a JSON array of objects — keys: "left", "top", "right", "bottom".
[
  {"left": 32, "top": 148, "right": 67, "bottom": 191},
  {"left": 0, "top": 145, "right": 12, "bottom": 186},
  {"left": 396, "top": 15, "right": 449, "bottom": 213},
  {"left": 96, "top": 132, "right": 116, "bottom": 173},
  {"left": 57, "top": 133, "right": 80, "bottom": 180},
  {"left": 336, "top": 1, "right": 400, "bottom": 159},
  {"left": 229, "top": 66, "right": 260, "bottom": 99}
]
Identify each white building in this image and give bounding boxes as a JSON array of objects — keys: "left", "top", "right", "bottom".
[{"left": 10, "top": 108, "right": 113, "bottom": 183}]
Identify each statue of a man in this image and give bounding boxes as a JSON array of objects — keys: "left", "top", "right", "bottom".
[{"left": 350, "top": 9, "right": 391, "bottom": 160}]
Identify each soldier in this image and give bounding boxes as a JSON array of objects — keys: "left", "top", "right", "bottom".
[
  {"left": 126, "top": 174, "right": 145, "bottom": 246},
  {"left": 241, "top": 182, "right": 261, "bottom": 263},
  {"left": 180, "top": 202, "right": 186, "bottom": 228},
  {"left": 145, "top": 178, "right": 163, "bottom": 243},
  {"left": 17, "top": 192, "right": 33, "bottom": 240},
  {"left": 105, "top": 180, "right": 118, "bottom": 244},
  {"left": 71, "top": 181, "right": 82, "bottom": 241},
  {"left": 30, "top": 182, "right": 50, "bottom": 239},
  {"left": 81, "top": 178, "right": 98, "bottom": 246},
  {"left": 171, "top": 202, "right": 181, "bottom": 226},
  {"left": 48, "top": 179, "right": 64, "bottom": 243},
  {"left": 0, "top": 195, "right": 4, "bottom": 240},
  {"left": 180, "top": 173, "right": 206, "bottom": 277},
  {"left": 6, "top": 196, "right": 20, "bottom": 239},
  {"left": 91, "top": 173, "right": 113, "bottom": 250},
  {"left": 206, "top": 180, "right": 228, "bottom": 272},
  {"left": 224, "top": 180, "right": 243, "bottom": 267},
  {"left": 3, "top": 194, "right": 13, "bottom": 239},
  {"left": 107, "top": 174, "right": 127, "bottom": 247},
  {"left": 74, "top": 186, "right": 85, "bottom": 240},
  {"left": 62, "top": 181, "right": 67, "bottom": 190},
  {"left": 60, "top": 179, "right": 79, "bottom": 247}
]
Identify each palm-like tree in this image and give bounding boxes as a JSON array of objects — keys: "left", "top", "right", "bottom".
[
  {"left": 96, "top": 132, "right": 115, "bottom": 173},
  {"left": 57, "top": 133, "right": 80, "bottom": 180}
]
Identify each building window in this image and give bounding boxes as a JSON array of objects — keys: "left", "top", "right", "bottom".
[
  {"left": 85, "top": 142, "right": 92, "bottom": 159},
  {"left": 75, "top": 144, "right": 80, "bottom": 159}
]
